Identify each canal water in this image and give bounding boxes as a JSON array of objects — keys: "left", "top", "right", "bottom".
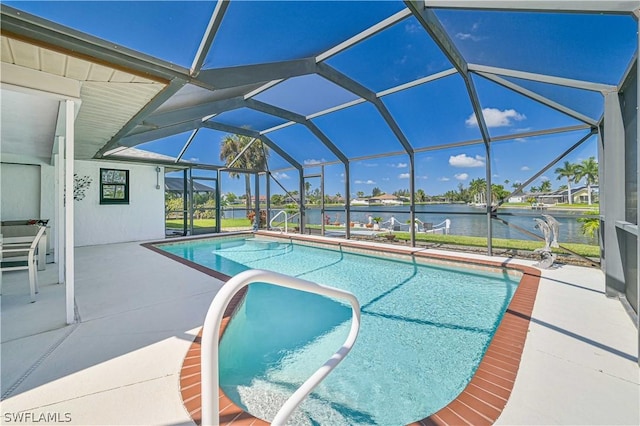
[
  {"left": 222, "top": 204, "right": 597, "bottom": 245},
  {"left": 310, "top": 204, "right": 597, "bottom": 245}
]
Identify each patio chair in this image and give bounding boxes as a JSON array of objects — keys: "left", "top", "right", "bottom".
[{"left": 1, "top": 225, "right": 46, "bottom": 303}]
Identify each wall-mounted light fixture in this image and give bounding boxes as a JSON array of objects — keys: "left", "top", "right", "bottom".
[{"left": 155, "top": 167, "right": 161, "bottom": 190}]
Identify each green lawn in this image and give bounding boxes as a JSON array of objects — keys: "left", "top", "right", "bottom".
[
  {"left": 305, "top": 224, "right": 598, "bottom": 257},
  {"left": 166, "top": 219, "right": 599, "bottom": 258},
  {"left": 390, "top": 232, "right": 599, "bottom": 257}
]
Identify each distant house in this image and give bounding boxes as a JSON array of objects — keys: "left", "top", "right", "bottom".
[
  {"left": 250, "top": 195, "right": 268, "bottom": 204},
  {"left": 571, "top": 185, "right": 599, "bottom": 204},
  {"left": 537, "top": 185, "right": 599, "bottom": 204},
  {"left": 283, "top": 195, "right": 301, "bottom": 204},
  {"left": 350, "top": 198, "right": 370, "bottom": 206},
  {"left": 536, "top": 191, "right": 565, "bottom": 205},
  {"left": 369, "top": 194, "right": 403, "bottom": 205}
]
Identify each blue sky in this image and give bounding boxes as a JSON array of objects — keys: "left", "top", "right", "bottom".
[{"left": 8, "top": 1, "right": 636, "bottom": 198}]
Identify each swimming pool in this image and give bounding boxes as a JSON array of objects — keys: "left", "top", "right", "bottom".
[{"left": 160, "top": 235, "right": 522, "bottom": 425}]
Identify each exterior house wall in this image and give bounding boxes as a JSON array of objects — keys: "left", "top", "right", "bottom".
[
  {"left": 1, "top": 157, "right": 166, "bottom": 252},
  {"left": 73, "top": 160, "right": 165, "bottom": 247},
  {"left": 1, "top": 162, "right": 42, "bottom": 220},
  {"left": 1, "top": 155, "right": 56, "bottom": 255}
]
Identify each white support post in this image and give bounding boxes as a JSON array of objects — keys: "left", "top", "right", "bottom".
[
  {"left": 56, "top": 136, "right": 65, "bottom": 284},
  {"left": 64, "top": 100, "right": 75, "bottom": 324}
]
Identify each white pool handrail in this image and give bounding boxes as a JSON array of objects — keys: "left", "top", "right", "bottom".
[
  {"left": 201, "top": 269, "right": 361, "bottom": 426},
  {"left": 269, "top": 210, "right": 288, "bottom": 233}
]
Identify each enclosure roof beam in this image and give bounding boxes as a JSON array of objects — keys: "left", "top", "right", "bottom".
[
  {"left": 617, "top": 52, "right": 638, "bottom": 91},
  {"left": 202, "top": 121, "right": 302, "bottom": 171},
  {"left": 176, "top": 129, "right": 200, "bottom": 163},
  {"left": 377, "top": 68, "right": 458, "bottom": 97},
  {"left": 424, "top": 0, "right": 639, "bottom": 14},
  {"left": 405, "top": 1, "right": 492, "bottom": 146},
  {"left": 244, "top": 98, "right": 349, "bottom": 164},
  {"left": 316, "top": 8, "right": 412, "bottom": 62},
  {"left": 95, "top": 77, "right": 187, "bottom": 157},
  {"left": 259, "top": 135, "right": 303, "bottom": 171},
  {"left": 475, "top": 72, "right": 599, "bottom": 126},
  {"left": 316, "top": 62, "right": 414, "bottom": 155},
  {"left": 468, "top": 64, "right": 617, "bottom": 92},
  {"left": 190, "top": 0, "right": 229, "bottom": 78},
  {"left": 496, "top": 128, "right": 597, "bottom": 211},
  {"left": 404, "top": 1, "right": 467, "bottom": 73},
  {"left": 306, "top": 99, "right": 367, "bottom": 120},
  {"left": 197, "top": 57, "right": 317, "bottom": 90},
  {"left": 245, "top": 98, "right": 306, "bottom": 123},
  {"left": 226, "top": 137, "right": 258, "bottom": 169},
  {"left": 143, "top": 96, "right": 246, "bottom": 128},
  {"left": 119, "top": 119, "right": 204, "bottom": 147}
]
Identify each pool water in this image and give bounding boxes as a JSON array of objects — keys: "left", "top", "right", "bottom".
[{"left": 161, "top": 237, "right": 520, "bottom": 425}]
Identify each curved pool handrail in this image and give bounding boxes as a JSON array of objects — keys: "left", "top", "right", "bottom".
[
  {"left": 269, "top": 210, "right": 288, "bottom": 233},
  {"left": 201, "top": 269, "right": 361, "bottom": 426}
]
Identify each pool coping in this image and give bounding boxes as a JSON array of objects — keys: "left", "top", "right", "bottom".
[{"left": 142, "top": 231, "right": 541, "bottom": 426}]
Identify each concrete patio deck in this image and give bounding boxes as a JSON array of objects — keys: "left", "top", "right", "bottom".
[{"left": 1, "top": 236, "right": 638, "bottom": 425}]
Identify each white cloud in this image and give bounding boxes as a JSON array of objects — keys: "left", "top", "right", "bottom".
[
  {"left": 515, "top": 138, "right": 527, "bottom": 143},
  {"left": 455, "top": 173, "right": 469, "bottom": 181},
  {"left": 189, "top": 157, "right": 200, "bottom": 162},
  {"left": 520, "top": 166, "right": 530, "bottom": 171},
  {"left": 382, "top": 177, "right": 390, "bottom": 181},
  {"left": 354, "top": 179, "right": 376, "bottom": 185},
  {"left": 540, "top": 176, "right": 550, "bottom": 181},
  {"left": 362, "top": 163, "right": 378, "bottom": 167},
  {"left": 437, "top": 177, "right": 450, "bottom": 182},
  {"left": 465, "top": 108, "right": 526, "bottom": 128},
  {"left": 455, "top": 32, "right": 483, "bottom": 41},
  {"left": 493, "top": 174, "right": 499, "bottom": 178},
  {"left": 398, "top": 173, "right": 410, "bottom": 179},
  {"left": 392, "top": 162, "right": 408, "bottom": 168},
  {"left": 405, "top": 22, "right": 421, "bottom": 34},
  {"left": 273, "top": 172, "right": 290, "bottom": 180},
  {"left": 449, "top": 153, "right": 485, "bottom": 168},
  {"left": 304, "top": 158, "right": 325, "bottom": 165}
]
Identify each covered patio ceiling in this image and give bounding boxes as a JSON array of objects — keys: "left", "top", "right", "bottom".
[{"left": 0, "top": 1, "right": 637, "bottom": 171}]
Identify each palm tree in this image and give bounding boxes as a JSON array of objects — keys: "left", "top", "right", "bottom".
[
  {"left": 304, "top": 181, "right": 311, "bottom": 200},
  {"left": 468, "top": 178, "right": 486, "bottom": 204},
  {"left": 539, "top": 179, "right": 552, "bottom": 193},
  {"left": 554, "top": 161, "right": 577, "bottom": 204},
  {"left": 575, "top": 157, "right": 598, "bottom": 205},
  {"left": 491, "top": 184, "right": 510, "bottom": 203},
  {"left": 220, "top": 134, "right": 269, "bottom": 212},
  {"left": 578, "top": 214, "right": 600, "bottom": 238}
]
